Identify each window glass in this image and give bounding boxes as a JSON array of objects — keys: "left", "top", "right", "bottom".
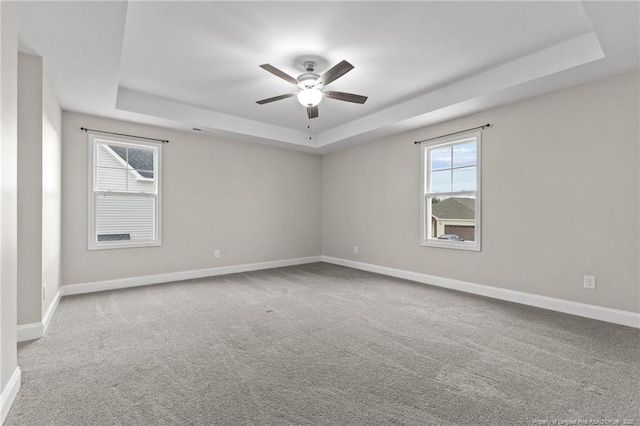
[
  {"left": 452, "top": 141, "right": 476, "bottom": 168},
  {"left": 452, "top": 167, "right": 476, "bottom": 192},
  {"left": 126, "top": 146, "right": 155, "bottom": 174},
  {"left": 430, "top": 169, "right": 451, "bottom": 193},
  {"left": 95, "top": 195, "right": 157, "bottom": 242},
  {"left": 430, "top": 146, "right": 452, "bottom": 171},
  {"left": 96, "top": 165, "right": 128, "bottom": 192}
]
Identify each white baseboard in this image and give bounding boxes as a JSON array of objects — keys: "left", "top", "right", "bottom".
[
  {"left": 0, "top": 367, "right": 21, "bottom": 424},
  {"left": 16, "top": 323, "right": 43, "bottom": 342},
  {"left": 43, "top": 288, "right": 62, "bottom": 335},
  {"left": 322, "top": 256, "right": 640, "bottom": 329},
  {"left": 61, "top": 256, "right": 323, "bottom": 296},
  {"left": 17, "top": 288, "right": 62, "bottom": 343}
]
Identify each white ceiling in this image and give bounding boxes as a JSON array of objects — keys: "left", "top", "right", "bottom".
[{"left": 17, "top": 1, "right": 639, "bottom": 153}]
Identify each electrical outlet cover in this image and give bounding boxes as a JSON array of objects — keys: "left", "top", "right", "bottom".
[{"left": 583, "top": 275, "right": 596, "bottom": 289}]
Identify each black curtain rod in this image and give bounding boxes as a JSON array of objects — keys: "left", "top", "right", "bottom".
[
  {"left": 81, "top": 127, "right": 169, "bottom": 144},
  {"left": 414, "top": 123, "right": 491, "bottom": 145}
]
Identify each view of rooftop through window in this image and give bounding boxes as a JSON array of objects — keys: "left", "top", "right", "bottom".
[{"left": 430, "top": 196, "right": 475, "bottom": 241}]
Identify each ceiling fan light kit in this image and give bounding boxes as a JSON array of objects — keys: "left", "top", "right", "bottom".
[
  {"left": 297, "top": 88, "right": 323, "bottom": 107},
  {"left": 257, "top": 59, "right": 368, "bottom": 119}
]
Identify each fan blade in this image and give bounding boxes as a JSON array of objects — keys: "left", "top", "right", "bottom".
[
  {"left": 256, "top": 93, "right": 296, "bottom": 105},
  {"left": 324, "top": 91, "right": 368, "bottom": 104},
  {"left": 259, "top": 64, "right": 299, "bottom": 85},
  {"left": 307, "top": 106, "right": 319, "bottom": 119},
  {"left": 318, "top": 60, "right": 354, "bottom": 86}
]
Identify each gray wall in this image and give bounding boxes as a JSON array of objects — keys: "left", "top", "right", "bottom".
[
  {"left": 41, "top": 58, "right": 62, "bottom": 318},
  {"left": 17, "top": 53, "right": 62, "bottom": 326},
  {"left": 1, "top": 0, "right": 18, "bottom": 396},
  {"left": 322, "top": 71, "right": 640, "bottom": 314},
  {"left": 61, "top": 112, "right": 322, "bottom": 285},
  {"left": 17, "top": 53, "right": 43, "bottom": 325}
]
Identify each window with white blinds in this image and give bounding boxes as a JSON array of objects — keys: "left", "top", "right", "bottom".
[{"left": 88, "top": 134, "right": 162, "bottom": 250}]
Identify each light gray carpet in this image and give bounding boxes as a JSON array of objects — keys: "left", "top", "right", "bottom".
[{"left": 6, "top": 263, "right": 639, "bottom": 425}]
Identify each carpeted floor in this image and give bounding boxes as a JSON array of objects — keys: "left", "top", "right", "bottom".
[{"left": 5, "top": 263, "right": 639, "bottom": 425}]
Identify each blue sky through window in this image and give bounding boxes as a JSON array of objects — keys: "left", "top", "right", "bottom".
[
  {"left": 453, "top": 142, "right": 476, "bottom": 168},
  {"left": 429, "top": 140, "right": 477, "bottom": 193}
]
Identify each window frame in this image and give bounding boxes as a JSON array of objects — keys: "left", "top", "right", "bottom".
[
  {"left": 421, "top": 130, "right": 481, "bottom": 251},
  {"left": 87, "top": 133, "right": 162, "bottom": 250}
]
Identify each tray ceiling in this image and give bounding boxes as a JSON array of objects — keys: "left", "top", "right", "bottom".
[{"left": 17, "top": 1, "right": 639, "bottom": 153}]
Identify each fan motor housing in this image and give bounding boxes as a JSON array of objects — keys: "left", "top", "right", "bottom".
[{"left": 297, "top": 72, "right": 321, "bottom": 89}]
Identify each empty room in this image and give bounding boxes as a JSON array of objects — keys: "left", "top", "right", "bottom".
[{"left": 0, "top": 1, "right": 639, "bottom": 425}]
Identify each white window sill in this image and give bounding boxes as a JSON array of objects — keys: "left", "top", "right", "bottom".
[
  {"left": 422, "top": 239, "right": 480, "bottom": 251},
  {"left": 88, "top": 240, "right": 161, "bottom": 250}
]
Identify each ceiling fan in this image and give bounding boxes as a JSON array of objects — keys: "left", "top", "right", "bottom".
[{"left": 256, "top": 60, "right": 368, "bottom": 119}]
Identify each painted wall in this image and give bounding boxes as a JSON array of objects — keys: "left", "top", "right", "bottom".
[
  {"left": 322, "top": 71, "right": 640, "bottom": 314},
  {"left": 0, "top": 0, "right": 18, "bottom": 400},
  {"left": 16, "top": 53, "right": 62, "bottom": 326},
  {"left": 17, "top": 53, "right": 43, "bottom": 325},
  {"left": 61, "top": 112, "right": 322, "bottom": 285},
  {"left": 41, "top": 61, "right": 62, "bottom": 319}
]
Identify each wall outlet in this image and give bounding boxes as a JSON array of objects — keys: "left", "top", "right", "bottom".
[
  {"left": 42, "top": 283, "right": 46, "bottom": 300},
  {"left": 214, "top": 250, "right": 221, "bottom": 259},
  {"left": 583, "top": 275, "right": 596, "bottom": 290},
  {"left": 353, "top": 246, "right": 359, "bottom": 254}
]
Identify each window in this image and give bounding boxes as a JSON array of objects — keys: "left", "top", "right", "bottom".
[
  {"left": 421, "top": 131, "right": 481, "bottom": 251},
  {"left": 88, "top": 134, "right": 161, "bottom": 249}
]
